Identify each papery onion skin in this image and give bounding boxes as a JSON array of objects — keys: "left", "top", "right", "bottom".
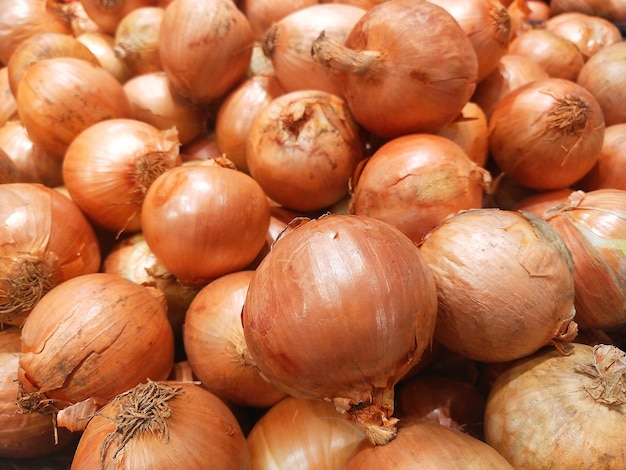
[
  {"left": 485, "top": 343, "right": 626, "bottom": 469},
  {"left": 419, "top": 208, "right": 578, "bottom": 363},
  {"left": 577, "top": 123, "right": 626, "bottom": 191},
  {"left": 18, "top": 272, "right": 175, "bottom": 408},
  {"left": 488, "top": 77, "right": 605, "bottom": 190},
  {"left": 242, "top": 214, "right": 439, "bottom": 445}
]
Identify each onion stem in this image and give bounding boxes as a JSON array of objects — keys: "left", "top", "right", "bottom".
[{"left": 311, "top": 31, "right": 383, "bottom": 76}]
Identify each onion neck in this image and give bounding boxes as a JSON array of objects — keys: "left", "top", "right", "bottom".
[
  {"left": 311, "top": 31, "right": 383, "bottom": 76},
  {"left": 576, "top": 344, "right": 626, "bottom": 405},
  {"left": 338, "top": 386, "right": 398, "bottom": 446}
]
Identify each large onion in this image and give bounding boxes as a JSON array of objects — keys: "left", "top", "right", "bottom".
[{"left": 242, "top": 214, "right": 438, "bottom": 445}]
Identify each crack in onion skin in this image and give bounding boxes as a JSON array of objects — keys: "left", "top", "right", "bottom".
[{"left": 242, "top": 214, "right": 438, "bottom": 445}]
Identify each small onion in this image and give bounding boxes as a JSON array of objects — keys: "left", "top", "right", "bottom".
[
  {"left": 0, "top": 147, "right": 19, "bottom": 183},
  {"left": 513, "top": 188, "right": 574, "bottom": 217},
  {"left": 62, "top": 119, "right": 181, "bottom": 234},
  {"left": 180, "top": 132, "right": 222, "bottom": 163},
  {"left": 436, "top": 101, "right": 489, "bottom": 167},
  {"left": 0, "top": 183, "right": 101, "bottom": 326},
  {"left": 76, "top": 32, "right": 132, "bottom": 83},
  {"left": 247, "top": 396, "right": 366, "bottom": 470},
  {"left": 0, "top": 67, "right": 18, "bottom": 126},
  {"left": 485, "top": 343, "right": 626, "bottom": 469},
  {"left": 418, "top": 208, "right": 578, "bottom": 363},
  {"left": 242, "top": 214, "right": 439, "bottom": 445},
  {"left": 549, "top": 0, "right": 611, "bottom": 18},
  {"left": 488, "top": 77, "right": 605, "bottom": 190},
  {"left": 577, "top": 123, "right": 626, "bottom": 191},
  {"left": 183, "top": 270, "right": 287, "bottom": 408},
  {"left": 71, "top": 381, "right": 250, "bottom": 469},
  {"left": 80, "top": 0, "right": 158, "bottom": 34},
  {"left": 45, "top": 0, "right": 105, "bottom": 36},
  {"left": 240, "top": 0, "right": 318, "bottom": 40}
]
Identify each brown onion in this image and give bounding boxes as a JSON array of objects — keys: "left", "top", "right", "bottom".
[
  {"left": 549, "top": 0, "right": 612, "bottom": 17},
  {"left": 419, "top": 208, "right": 578, "bottom": 363},
  {"left": 543, "top": 189, "right": 626, "bottom": 329},
  {"left": 513, "top": 187, "right": 574, "bottom": 217},
  {"left": 159, "top": 0, "right": 254, "bottom": 104},
  {"left": 485, "top": 343, "right": 626, "bottom": 468},
  {"left": 0, "top": 183, "right": 101, "bottom": 326},
  {"left": 62, "top": 119, "right": 181, "bottom": 234},
  {"left": 247, "top": 396, "right": 366, "bottom": 469},
  {"left": 489, "top": 77, "right": 605, "bottom": 190},
  {"left": 349, "top": 133, "right": 491, "bottom": 243},
  {"left": 527, "top": 0, "right": 551, "bottom": 21},
  {"left": 577, "top": 41, "right": 626, "bottom": 126},
  {"left": 311, "top": 0, "right": 477, "bottom": 138},
  {"left": 76, "top": 32, "right": 132, "bottom": 83},
  {"left": 183, "top": 270, "right": 287, "bottom": 408},
  {"left": 577, "top": 123, "right": 626, "bottom": 191},
  {"left": 16, "top": 57, "right": 132, "bottom": 159},
  {"left": 18, "top": 272, "right": 175, "bottom": 409},
  {"left": 240, "top": 0, "right": 318, "bottom": 40},
  {"left": 436, "top": 101, "right": 489, "bottom": 167},
  {"left": 80, "top": 0, "right": 158, "bottom": 34},
  {"left": 0, "top": 67, "right": 18, "bottom": 126},
  {"left": 71, "top": 381, "right": 250, "bottom": 469},
  {"left": 242, "top": 214, "right": 439, "bottom": 444},
  {"left": 46, "top": 0, "right": 105, "bottom": 36},
  {"left": 180, "top": 132, "right": 222, "bottom": 163},
  {"left": 0, "top": 148, "right": 19, "bottom": 183}
]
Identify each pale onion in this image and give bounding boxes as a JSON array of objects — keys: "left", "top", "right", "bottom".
[
  {"left": 485, "top": 343, "right": 626, "bottom": 469},
  {"left": 419, "top": 208, "right": 578, "bottom": 363},
  {"left": 215, "top": 74, "right": 285, "bottom": 173},
  {"left": 246, "top": 89, "right": 365, "bottom": 212},
  {"left": 0, "top": 0, "right": 72, "bottom": 65},
  {"left": 141, "top": 160, "right": 271, "bottom": 287},
  {"left": 18, "top": 272, "right": 175, "bottom": 410},
  {"left": 311, "top": 0, "right": 478, "bottom": 138},
  {"left": 577, "top": 123, "right": 626, "bottom": 191},
  {"left": 71, "top": 381, "right": 250, "bottom": 469},
  {"left": 577, "top": 41, "right": 626, "bottom": 126},
  {"left": 262, "top": 3, "right": 366, "bottom": 98},
  {"left": 0, "top": 183, "right": 101, "bottom": 326},
  {"left": 62, "top": 119, "right": 181, "bottom": 234},
  {"left": 0, "top": 120, "right": 63, "bottom": 186},
  {"left": 489, "top": 77, "right": 605, "bottom": 190},
  {"left": 159, "top": 0, "right": 254, "bottom": 104},
  {"left": 240, "top": 0, "right": 318, "bottom": 40},
  {"left": 113, "top": 6, "right": 164, "bottom": 77},
  {"left": 0, "top": 68, "right": 18, "bottom": 126},
  {"left": 123, "top": 71, "right": 209, "bottom": 145},
  {"left": 543, "top": 189, "right": 626, "bottom": 329},
  {"left": 344, "top": 419, "right": 514, "bottom": 469},
  {"left": 471, "top": 53, "right": 549, "bottom": 120},
  {"left": 242, "top": 214, "right": 439, "bottom": 445},
  {"left": 428, "top": 0, "right": 512, "bottom": 82},
  {"left": 349, "top": 133, "right": 491, "bottom": 243},
  {"left": 436, "top": 101, "right": 489, "bottom": 167},
  {"left": 80, "top": 0, "right": 158, "bottom": 34},
  {"left": 247, "top": 396, "right": 366, "bottom": 470},
  {"left": 76, "top": 32, "right": 132, "bottom": 83},
  {"left": 16, "top": 57, "right": 132, "bottom": 160},
  {"left": 508, "top": 29, "right": 585, "bottom": 81},
  {"left": 183, "top": 270, "right": 287, "bottom": 408}
]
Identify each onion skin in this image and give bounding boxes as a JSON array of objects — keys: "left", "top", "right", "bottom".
[
  {"left": 436, "top": 101, "right": 489, "bottom": 167},
  {"left": 242, "top": 214, "right": 439, "bottom": 445},
  {"left": 485, "top": 343, "right": 626, "bottom": 469},
  {"left": 419, "top": 208, "right": 578, "bottom": 363},
  {"left": 80, "top": 0, "right": 158, "bottom": 34},
  {"left": 577, "top": 123, "right": 626, "bottom": 191},
  {"left": 0, "top": 67, "right": 18, "bottom": 127},
  {"left": 76, "top": 32, "right": 132, "bottom": 83}
]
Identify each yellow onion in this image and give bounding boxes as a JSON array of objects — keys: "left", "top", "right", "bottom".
[
  {"left": 419, "top": 208, "right": 578, "bottom": 363},
  {"left": 247, "top": 396, "right": 366, "bottom": 470},
  {"left": 485, "top": 343, "right": 626, "bottom": 469},
  {"left": 543, "top": 189, "right": 626, "bottom": 329},
  {"left": 242, "top": 214, "right": 439, "bottom": 445},
  {"left": 80, "top": 0, "right": 158, "bottom": 34},
  {"left": 71, "top": 381, "right": 250, "bottom": 469},
  {"left": 0, "top": 67, "right": 18, "bottom": 127},
  {"left": 577, "top": 123, "right": 626, "bottom": 191},
  {"left": 435, "top": 101, "right": 489, "bottom": 167},
  {"left": 240, "top": 0, "right": 318, "bottom": 40},
  {"left": 76, "top": 32, "right": 132, "bottom": 83},
  {"left": 0, "top": 147, "right": 18, "bottom": 183}
]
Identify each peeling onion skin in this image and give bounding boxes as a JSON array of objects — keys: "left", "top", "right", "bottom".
[
  {"left": 419, "top": 208, "right": 578, "bottom": 363},
  {"left": 485, "top": 343, "right": 626, "bottom": 469},
  {"left": 242, "top": 214, "right": 439, "bottom": 445}
]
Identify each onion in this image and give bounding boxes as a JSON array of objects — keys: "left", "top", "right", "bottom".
[
  {"left": 349, "top": 133, "right": 491, "bottom": 243},
  {"left": 246, "top": 89, "right": 365, "bottom": 212},
  {"left": 549, "top": 0, "right": 612, "bottom": 17},
  {"left": 18, "top": 272, "right": 175, "bottom": 410},
  {"left": 527, "top": 0, "right": 551, "bottom": 21},
  {"left": 435, "top": 101, "right": 489, "bottom": 167},
  {"left": 0, "top": 67, "right": 18, "bottom": 127},
  {"left": 428, "top": 0, "right": 512, "bottom": 82},
  {"left": 418, "top": 208, "right": 578, "bottom": 363},
  {"left": 247, "top": 396, "right": 366, "bottom": 469},
  {"left": 80, "top": 0, "right": 158, "bottom": 34},
  {"left": 513, "top": 187, "right": 574, "bottom": 217},
  {"left": 180, "top": 132, "right": 222, "bottom": 163},
  {"left": 62, "top": 119, "right": 181, "bottom": 234},
  {"left": 0, "top": 120, "right": 63, "bottom": 186},
  {"left": 344, "top": 419, "right": 514, "bottom": 469},
  {"left": 141, "top": 160, "right": 271, "bottom": 287},
  {"left": 608, "top": 0, "right": 626, "bottom": 21},
  {"left": 488, "top": 77, "right": 605, "bottom": 190},
  {"left": 123, "top": 71, "right": 209, "bottom": 145},
  {"left": 183, "top": 270, "right": 287, "bottom": 408},
  {"left": 506, "top": 0, "right": 532, "bottom": 40},
  {"left": 577, "top": 41, "right": 626, "bottom": 126},
  {"left": 240, "top": 0, "right": 318, "bottom": 40},
  {"left": 485, "top": 343, "right": 626, "bottom": 468},
  {"left": 0, "top": 183, "right": 101, "bottom": 326},
  {"left": 508, "top": 28, "right": 585, "bottom": 81},
  {"left": 46, "top": 0, "right": 105, "bottom": 36},
  {"left": 16, "top": 57, "right": 132, "bottom": 160},
  {"left": 159, "top": 0, "right": 254, "bottom": 104},
  {"left": 262, "top": 3, "right": 366, "bottom": 98},
  {"left": 76, "top": 32, "right": 132, "bottom": 83},
  {"left": 311, "top": 0, "right": 478, "bottom": 138},
  {"left": 70, "top": 381, "right": 250, "bottom": 469},
  {"left": 0, "top": 147, "right": 19, "bottom": 183},
  {"left": 542, "top": 189, "right": 626, "bottom": 329},
  {"left": 242, "top": 214, "right": 439, "bottom": 444},
  {"left": 577, "top": 123, "right": 626, "bottom": 191},
  {"left": 113, "top": 6, "right": 164, "bottom": 77}
]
